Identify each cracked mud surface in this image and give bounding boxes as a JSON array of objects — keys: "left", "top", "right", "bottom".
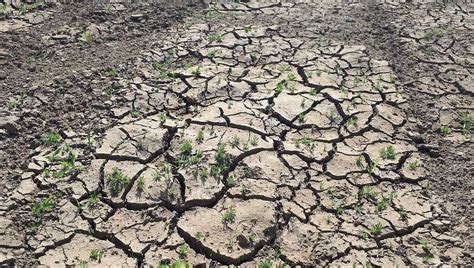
[{"left": 1, "top": 1, "right": 473, "bottom": 267}]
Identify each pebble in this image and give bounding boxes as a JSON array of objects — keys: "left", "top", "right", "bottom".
[
  {"left": 51, "top": 34, "right": 69, "bottom": 40},
  {"left": 131, "top": 14, "right": 146, "bottom": 21}
]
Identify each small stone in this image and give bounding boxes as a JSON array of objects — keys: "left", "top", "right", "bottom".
[
  {"left": 62, "top": 130, "right": 76, "bottom": 138},
  {"left": 51, "top": 34, "right": 69, "bottom": 40},
  {"left": 133, "top": 77, "right": 143, "bottom": 84},
  {"left": 27, "top": 162, "right": 43, "bottom": 172},
  {"left": 131, "top": 14, "right": 146, "bottom": 21}
]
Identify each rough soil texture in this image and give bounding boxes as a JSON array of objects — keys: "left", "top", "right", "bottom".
[{"left": 0, "top": 1, "right": 473, "bottom": 267}]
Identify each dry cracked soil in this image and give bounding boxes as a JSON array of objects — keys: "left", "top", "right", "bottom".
[{"left": 0, "top": 0, "right": 473, "bottom": 267}]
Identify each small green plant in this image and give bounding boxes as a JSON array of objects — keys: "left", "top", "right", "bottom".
[
  {"left": 208, "top": 34, "right": 223, "bottom": 42},
  {"left": 176, "top": 140, "right": 203, "bottom": 169},
  {"left": 79, "top": 260, "right": 88, "bottom": 268},
  {"left": 250, "top": 52, "right": 258, "bottom": 63},
  {"left": 244, "top": 25, "right": 252, "bottom": 33},
  {"left": 287, "top": 73, "right": 297, "bottom": 81},
  {"left": 346, "top": 116, "right": 359, "bottom": 126},
  {"left": 89, "top": 249, "right": 105, "bottom": 263},
  {"left": 177, "top": 245, "right": 189, "bottom": 259},
  {"left": 440, "top": 125, "right": 452, "bottom": 135},
  {"left": 207, "top": 50, "right": 216, "bottom": 58},
  {"left": 196, "top": 130, "right": 204, "bottom": 144},
  {"left": 422, "top": 254, "right": 433, "bottom": 264},
  {"left": 153, "top": 163, "right": 173, "bottom": 182},
  {"left": 19, "top": 2, "right": 45, "bottom": 14},
  {"left": 356, "top": 155, "right": 365, "bottom": 170},
  {"left": 199, "top": 168, "right": 209, "bottom": 181},
  {"left": 379, "top": 145, "right": 396, "bottom": 160},
  {"left": 130, "top": 110, "right": 140, "bottom": 118},
  {"left": 227, "top": 174, "right": 237, "bottom": 187},
  {"left": 250, "top": 135, "right": 259, "bottom": 146},
  {"left": 275, "top": 80, "right": 288, "bottom": 93},
  {"left": 221, "top": 206, "right": 237, "bottom": 228},
  {"left": 29, "top": 222, "right": 41, "bottom": 234},
  {"left": 153, "top": 61, "right": 173, "bottom": 79},
  {"left": 159, "top": 113, "right": 167, "bottom": 123},
  {"left": 408, "top": 161, "right": 418, "bottom": 171},
  {"left": 210, "top": 143, "right": 232, "bottom": 177},
  {"left": 297, "top": 112, "right": 306, "bottom": 123},
  {"left": 376, "top": 196, "right": 390, "bottom": 212},
  {"left": 294, "top": 138, "right": 315, "bottom": 149},
  {"left": 398, "top": 208, "right": 409, "bottom": 221},
  {"left": 136, "top": 176, "right": 145, "bottom": 192},
  {"left": 45, "top": 144, "right": 80, "bottom": 179},
  {"left": 259, "top": 259, "right": 273, "bottom": 268},
  {"left": 367, "top": 160, "right": 379, "bottom": 176},
  {"left": 278, "top": 64, "right": 291, "bottom": 72},
  {"left": 105, "top": 68, "right": 117, "bottom": 78},
  {"left": 136, "top": 139, "right": 146, "bottom": 151},
  {"left": 104, "top": 82, "right": 124, "bottom": 96},
  {"left": 459, "top": 111, "right": 473, "bottom": 137},
  {"left": 336, "top": 205, "right": 344, "bottom": 215},
  {"left": 107, "top": 168, "right": 130, "bottom": 196},
  {"left": 0, "top": 4, "right": 7, "bottom": 15},
  {"left": 419, "top": 239, "right": 431, "bottom": 252},
  {"left": 229, "top": 135, "right": 241, "bottom": 148},
  {"left": 81, "top": 31, "right": 93, "bottom": 45},
  {"left": 191, "top": 66, "right": 201, "bottom": 77},
  {"left": 102, "top": 2, "right": 113, "bottom": 12},
  {"left": 358, "top": 186, "right": 378, "bottom": 200},
  {"left": 196, "top": 231, "right": 205, "bottom": 241},
  {"left": 86, "top": 193, "right": 99, "bottom": 208},
  {"left": 43, "top": 132, "right": 62, "bottom": 146},
  {"left": 32, "top": 196, "right": 55, "bottom": 218},
  {"left": 7, "top": 100, "right": 17, "bottom": 110},
  {"left": 243, "top": 167, "right": 254, "bottom": 178},
  {"left": 370, "top": 223, "right": 384, "bottom": 235}
]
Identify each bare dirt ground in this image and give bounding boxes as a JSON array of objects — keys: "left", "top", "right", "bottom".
[{"left": 0, "top": 1, "right": 473, "bottom": 267}]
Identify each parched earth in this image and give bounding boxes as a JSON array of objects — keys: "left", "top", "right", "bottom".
[{"left": 0, "top": 1, "right": 473, "bottom": 267}]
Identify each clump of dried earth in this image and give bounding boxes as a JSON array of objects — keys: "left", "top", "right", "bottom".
[{"left": 0, "top": 1, "right": 472, "bottom": 267}]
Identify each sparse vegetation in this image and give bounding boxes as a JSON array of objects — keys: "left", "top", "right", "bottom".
[
  {"left": 177, "top": 245, "right": 189, "bottom": 259},
  {"left": 175, "top": 140, "right": 203, "bottom": 169},
  {"left": 370, "top": 223, "right": 384, "bottom": 235},
  {"left": 136, "top": 176, "right": 145, "bottom": 192},
  {"left": 459, "top": 111, "right": 472, "bottom": 137},
  {"left": 105, "top": 68, "right": 118, "bottom": 77},
  {"left": 86, "top": 193, "right": 99, "bottom": 208},
  {"left": 408, "top": 161, "right": 418, "bottom": 170},
  {"left": 81, "top": 31, "right": 93, "bottom": 45},
  {"left": 208, "top": 34, "right": 223, "bottom": 42},
  {"left": 210, "top": 143, "right": 232, "bottom": 177},
  {"left": 43, "top": 132, "right": 62, "bottom": 146},
  {"left": 19, "top": 2, "right": 45, "bottom": 14},
  {"left": 130, "top": 109, "right": 141, "bottom": 118},
  {"left": 221, "top": 206, "right": 237, "bottom": 228},
  {"left": 440, "top": 126, "right": 452, "bottom": 135},
  {"left": 44, "top": 144, "right": 81, "bottom": 179},
  {"left": 106, "top": 168, "right": 130, "bottom": 196},
  {"left": 196, "top": 130, "right": 204, "bottom": 143},
  {"left": 153, "top": 163, "right": 173, "bottom": 183},
  {"left": 89, "top": 249, "right": 105, "bottom": 263},
  {"left": 380, "top": 145, "right": 396, "bottom": 160},
  {"left": 32, "top": 196, "right": 55, "bottom": 218}
]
